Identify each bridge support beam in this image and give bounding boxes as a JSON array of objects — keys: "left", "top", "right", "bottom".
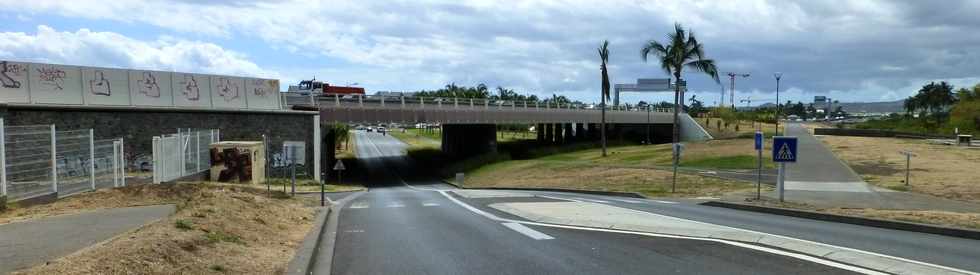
[
  {"left": 543, "top": 124, "right": 553, "bottom": 144},
  {"left": 587, "top": 123, "right": 599, "bottom": 141},
  {"left": 536, "top": 123, "right": 545, "bottom": 143},
  {"left": 441, "top": 124, "right": 497, "bottom": 158},
  {"left": 552, "top": 123, "right": 563, "bottom": 144},
  {"left": 575, "top": 123, "right": 585, "bottom": 141},
  {"left": 563, "top": 123, "right": 573, "bottom": 144}
]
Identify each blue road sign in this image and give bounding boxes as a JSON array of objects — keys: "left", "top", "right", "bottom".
[
  {"left": 754, "top": 131, "right": 763, "bottom": 150},
  {"left": 772, "top": 136, "right": 798, "bottom": 162}
]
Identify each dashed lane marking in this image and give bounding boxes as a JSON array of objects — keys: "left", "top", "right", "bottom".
[{"left": 502, "top": 222, "right": 554, "bottom": 240}]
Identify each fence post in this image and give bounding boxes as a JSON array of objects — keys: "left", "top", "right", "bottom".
[
  {"left": 152, "top": 136, "right": 160, "bottom": 184},
  {"left": 50, "top": 124, "right": 57, "bottom": 194},
  {"left": 196, "top": 131, "right": 201, "bottom": 173},
  {"left": 0, "top": 117, "right": 6, "bottom": 197},
  {"left": 113, "top": 140, "right": 119, "bottom": 187},
  {"left": 89, "top": 129, "right": 95, "bottom": 191},
  {"left": 120, "top": 138, "right": 125, "bottom": 187}
]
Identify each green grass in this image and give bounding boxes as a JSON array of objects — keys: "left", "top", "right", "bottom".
[
  {"left": 681, "top": 155, "right": 768, "bottom": 169},
  {"left": 204, "top": 231, "right": 244, "bottom": 245},
  {"left": 175, "top": 219, "right": 194, "bottom": 231}
]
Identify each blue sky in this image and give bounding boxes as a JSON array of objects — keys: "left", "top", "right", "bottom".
[{"left": 2, "top": 0, "right": 980, "bottom": 106}]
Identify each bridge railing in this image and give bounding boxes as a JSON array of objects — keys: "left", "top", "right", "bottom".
[{"left": 281, "top": 92, "right": 674, "bottom": 113}]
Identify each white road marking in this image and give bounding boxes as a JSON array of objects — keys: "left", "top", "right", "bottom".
[
  {"left": 422, "top": 202, "right": 440, "bottom": 207},
  {"left": 652, "top": 200, "right": 677, "bottom": 204},
  {"left": 359, "top": 133, "right": 447, "bottom": 192},
  {"left": 344, "top": 229, "right": 364, "bottom": 233},
  {"left": 536, "top": 195, "right": 583, "bottom": 202},
  {"left": 349, "top": 201, "right": 369, "bottom": 209},
  {"left": 611, "top": 198, "right": 644, "bottom": 204},
  {"left": 386, "top": 202, "right": 405, "bottom": 208},
  {"left": 437, "top": 190, "right": 973, "bottom": 275},
  {"left": 502, "top": 222, "right": 555, "bottom": 240},
  {"left": 574, "top": 197, "right": 610, "bottom": 203}
]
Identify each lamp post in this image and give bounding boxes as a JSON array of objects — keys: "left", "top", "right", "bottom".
[{"left": 774, "top": 72, "right": 782, "bottom": 135}]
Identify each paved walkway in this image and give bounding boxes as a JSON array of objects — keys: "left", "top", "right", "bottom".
[
  {"left": 0, "top": 204, "right": 175, "bottom": 274},
  {"left": 764, "top": 123, "right": 980, "bottom": 211}
]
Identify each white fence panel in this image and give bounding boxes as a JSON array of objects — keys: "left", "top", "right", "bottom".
[{"left": 152, "top": 129, "right": 218, "bottom": 183}]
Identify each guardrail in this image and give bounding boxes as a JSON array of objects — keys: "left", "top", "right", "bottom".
[{"left": 281, "top": 92, "right": 674, "bottom": 113}]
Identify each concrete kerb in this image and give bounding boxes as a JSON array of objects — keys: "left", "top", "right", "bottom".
[
  {"left": 440, "top": 179, "right": 647, "bottom": 198},
  {"left": 702, "top": 201, "right": 980, "bottom": 240}
]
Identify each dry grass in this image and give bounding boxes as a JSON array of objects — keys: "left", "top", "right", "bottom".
[
  {"left": 1, "top": 184, "right": 192, "bottom": 225},
  {"left": 459, "top": 159, "right": 753, "bottom": 198},
  {"left": 12, "top": 183, "right": 317, "bottom": 275},
  {"left": 695, "top": 117, "right": 782, "bottom": 139},
  {"left": 818, "top": 135, "right": 980, "bottom": 203}
]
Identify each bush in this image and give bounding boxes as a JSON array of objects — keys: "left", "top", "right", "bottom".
[{"left": 175, "top": 219, "right": 194, "bottom": 230}]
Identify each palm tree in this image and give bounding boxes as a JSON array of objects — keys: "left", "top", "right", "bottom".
[
  {"left": 598, "top": 40, "right": 611, "bottom": 157},
  {"left": 642, "top": 23, "right": 720, "bottom": 191}
]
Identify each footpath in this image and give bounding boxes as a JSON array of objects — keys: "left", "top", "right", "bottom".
[{"left": 0, "top": 204, "right": 175, "bottom": 273}]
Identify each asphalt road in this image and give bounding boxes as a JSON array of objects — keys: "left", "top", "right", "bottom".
[{"left": 322, "top": 131, "right": 865, "bottom": 275}]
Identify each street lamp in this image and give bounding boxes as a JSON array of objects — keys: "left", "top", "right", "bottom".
[{"left": 774, "top": 72, "right": 782, "bottom": 135}]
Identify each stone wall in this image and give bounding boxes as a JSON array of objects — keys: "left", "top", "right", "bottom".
[{"left": 0, "top": 106, "right": 319, "bottom": 176}]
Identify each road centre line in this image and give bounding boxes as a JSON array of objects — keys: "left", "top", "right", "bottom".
[
  {"left": 502, "top": 222, "right": 555, "bottom": 240},
  {"left": 652, "top": 200, "right": 677, "bottom": 204},
  {"left": 573, "top": 197, "right": 610, "bottom": 203},
  {"left": 440, "top": 190, "right": 974, "bottom": 275}
]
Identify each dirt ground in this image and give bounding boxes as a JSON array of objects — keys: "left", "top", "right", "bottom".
[
  {"left": 7, "top": 183, "right": 317, "bottom": 275},
  {"left": 459, "top": 160, "right": 754, "bottom": 198},
  {"left": 1, "top": 184, "right": 191, "bottom": 224},
  {"left": 818, "top": 135, "right": 980, "bottom": 203},
  {"left": 820, "top": 208, "right": 980, "bottom": 230}
]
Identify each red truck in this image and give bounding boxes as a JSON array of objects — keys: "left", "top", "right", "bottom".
[{"left": 288, "top": 79, "right": 365, "bottom": 95}]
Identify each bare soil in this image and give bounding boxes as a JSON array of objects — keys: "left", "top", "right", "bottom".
[
  {"left": 9, "top": 183, "right": 317, "bottom": 275},
  {"left": 818, "top": 135, "right": 980, "bottom": 203},
  {"left": 820, "top": 208, "right": 980, "bottom": 230}
]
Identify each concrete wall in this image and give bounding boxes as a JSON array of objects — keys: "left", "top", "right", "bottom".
[
  {"left": 0, "top": 105, "right": 319, "bottom": 176},
  {"left": 679, "top": 113, "right": 713, "bottom": 142},
  {"left": 441, "top": 124, "right": 497, "bottom": 157}
]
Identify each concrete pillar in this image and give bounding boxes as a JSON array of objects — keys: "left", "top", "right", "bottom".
[
  {"left": 575, "top": 123, "right": 585, "bottom": 141},
  {"left": 587, "top": 123, "right": 599, "bottom": 140},
  {"left": 323, "top": 126, "right": 336, "bottom": 180},
  {"left": 553, "top": 123, "right": 563, "bottom": 144},
  {"left": 536, "top": 123, "right": 545, "bottom": 143},
  {"left": 544, "top": 124, "right": 553, "bottom": 144},
  {"left": 563, "top": 123, "right": 573, "bottom": 144}
]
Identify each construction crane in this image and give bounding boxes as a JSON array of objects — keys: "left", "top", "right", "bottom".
[
  {"left": 726, "top": 72, "right": 750, "bottom": 109},
  {"left": 739, "top": 97, "right": 776, "bottom": 109}
]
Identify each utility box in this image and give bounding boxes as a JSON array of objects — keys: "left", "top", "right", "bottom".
[
  {"left": 958, "top": 135, "right": 973, "bottom": 146},
  {"left": 210, "top": 141, "right": 266, "bottom": 184}
]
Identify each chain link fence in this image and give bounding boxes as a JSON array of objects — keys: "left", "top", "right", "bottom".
[
  {"left": 0, "top": 119, "right": 126, "bottom": 202},
  {"left": 152, "top": 129, "right": 219, "bottom": 183}
]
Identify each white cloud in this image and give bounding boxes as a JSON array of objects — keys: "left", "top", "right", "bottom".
[
  {"left": 0, "top": 25, "right": 278, "bottom": 79},
  {"left": 3, "top": 0, "right": 980, "bottom": 103}
]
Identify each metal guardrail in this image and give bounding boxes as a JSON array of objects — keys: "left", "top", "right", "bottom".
[{"left": 281, "top": 92, "right": 674, "bottom": 113}]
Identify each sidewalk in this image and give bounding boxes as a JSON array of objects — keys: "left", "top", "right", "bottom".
[{"left": 0, "top": 204, "right": 175, "bottom": 274}]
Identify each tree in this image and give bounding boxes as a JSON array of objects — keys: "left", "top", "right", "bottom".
[
  {"left": 688, "top": 95, "right": 706, "bottom": 116},
  {"left": 642, "top": 23, "right": 720, "bottom": 192},
  {"left": 598, "top": 40, "right": 611, "bottom": 157}
]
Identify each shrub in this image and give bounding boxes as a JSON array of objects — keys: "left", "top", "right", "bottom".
[{"left": 175, "top": 219, "right": 193, "bottom": 231}]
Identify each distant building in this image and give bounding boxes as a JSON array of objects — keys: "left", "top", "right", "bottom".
[{"left": 814, "top": 96, "right": 827, "bottom": 104}]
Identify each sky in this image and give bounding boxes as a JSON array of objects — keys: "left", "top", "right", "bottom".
[{"left": 2, "top": 0, "right": 980, "bottom": 106}]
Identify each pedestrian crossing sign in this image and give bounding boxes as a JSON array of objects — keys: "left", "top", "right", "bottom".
[{"left": 772, "top": 136, "right": 798, "bottom": 162}]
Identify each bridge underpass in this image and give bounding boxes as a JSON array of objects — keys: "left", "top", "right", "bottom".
[{"left": 308, "top": 93, "right": 708, "bottom": 163}]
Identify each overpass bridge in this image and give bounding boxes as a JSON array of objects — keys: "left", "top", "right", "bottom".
[{"left": 285, "top": 93, "right": 711, "bottom": 159}]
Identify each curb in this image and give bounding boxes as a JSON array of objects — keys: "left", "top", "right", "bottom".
[
  {"left": 702, "top": 201, "right": 980, "bottom": 240},
  {"left": 285, "top": 206, "right": 332, "bottom": 275},
  {"left": 441, "top": 179, "right": 647, "bottom": 198}
]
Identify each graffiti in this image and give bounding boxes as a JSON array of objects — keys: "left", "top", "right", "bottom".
[
  {"left": 180, "top": 75, "right": 200, "bottom": 101},
  {"left": 36, "top": 67, "right": 67, "bottom": 90},
  {"left": 250, "top": 79, "right": 274, "bottom": 97},
  {"left": 137, "top": 71, "right": 161, "bottom": 97},
  {"left": 210, "top": 147, "right": 252, "bottom": 182},
  {"left": 0, "top": 61, "right": 24, "bottom": 89},
  {"left": 88, "top": 70, "right": 111, "bottom": 96},
  {"left": 216, "top": 77, "right": 240, "bottom": 101}
]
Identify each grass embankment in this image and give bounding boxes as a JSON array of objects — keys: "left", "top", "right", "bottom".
[
  {"left": 7, "top": 183, "right": 317, "bottom": 274},
  {"left": 451, "top": 139, "right": 773, "bottom": 198},
  {"left": 695, "top": 117, "right": 782, "bottom": 139},
  {"left": 819, "top": 135, "right": 980, "bottom": 203}
]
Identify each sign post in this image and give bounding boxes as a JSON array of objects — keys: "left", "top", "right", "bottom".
[
  {"left": 900, "top": 151, "right": 915, "bottom": 186},
  {"left": 754, "top": 131, "right": 763, "bottom": 200},
  {"left": 772, "top": 136, "right": 798, "bottom": 202},
  {"left": 671, "top": 143, "right": 685, "bottom": 193}
]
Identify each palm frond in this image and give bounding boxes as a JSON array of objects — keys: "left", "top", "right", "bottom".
[{"left": 685, "top": 59, "right": 720, "bottom": 83}]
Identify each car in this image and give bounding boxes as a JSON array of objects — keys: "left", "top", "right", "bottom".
[
  {"left": 377, "top": 127, "right": 386, "bottom": 133},
  {"left": 367, "top": 127, "right": 375, "bottom": 132}
]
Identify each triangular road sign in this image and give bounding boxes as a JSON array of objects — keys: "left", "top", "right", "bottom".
[
  {"left": 776, "top": 143, "right": 794, "bottom": 160},
  {"left": 333, "top": 160, "right": 346, "bottom": 171}
]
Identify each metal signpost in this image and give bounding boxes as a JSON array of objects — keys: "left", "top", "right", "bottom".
[
  {"left": 772, "top": 136, "right": 798, "bottom": 202},
  {"left": 754, "top": 131, "right": 764, "bottom": 200},
  {"left": 900, "top": 151, "right": 915, "bottom": 186},
  {"left": 671, "top": 143, "right": 685, "bottom": 193}
]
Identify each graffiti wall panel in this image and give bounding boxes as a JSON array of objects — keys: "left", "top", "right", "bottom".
[
  {"left": 0, "top": 60, "right": 30, "bottom": 103},
  {"left": 172, "top": 73, "right": 213, "bottom": 108},
  {"left": 209, "top": 141, "right": 265, "bottom": 184},
  {"left": 82, "top": 67, "right": 131, "bottom": 105},
  {"left": 245, "top": 78, "right": 281, "bottom": 110},
  {"left": 210, "top": 76, "right": 246, "bottom": 109},
  {"left": 129, "top": 70, "right": 174, "bottom": 106},
  {"left": 29, "top": 63, "right": 83, "bottom": 104}
]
